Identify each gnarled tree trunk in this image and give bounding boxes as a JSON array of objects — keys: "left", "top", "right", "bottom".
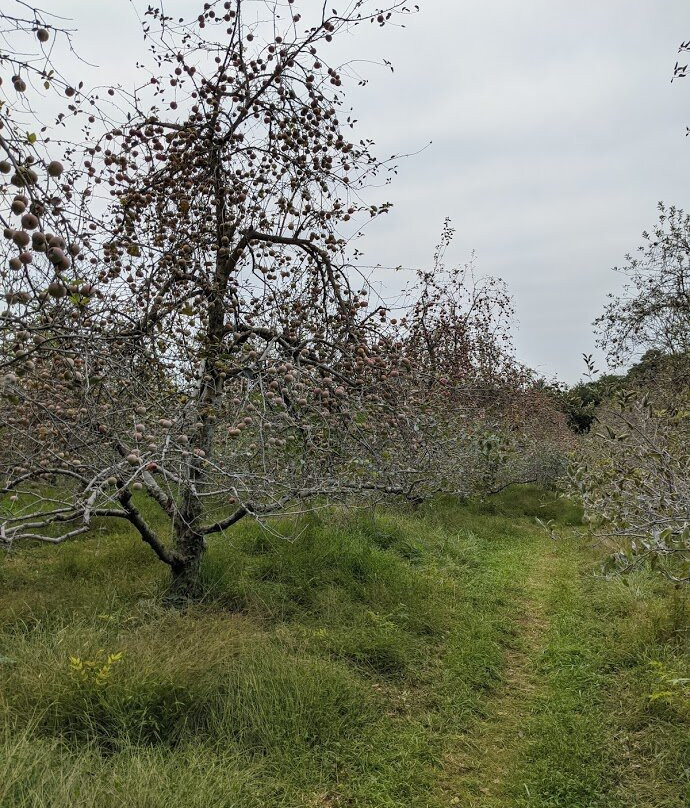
[{"left": 169, "top": 486, "right": 206, "bottom": 601}]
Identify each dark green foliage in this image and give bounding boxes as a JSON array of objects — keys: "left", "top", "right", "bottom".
[
  {"left": 558, "top": 349, "right": 690, "bottom": 434},
  {"left": 555, "top": 374, "right": 623, "bottom": 433}
]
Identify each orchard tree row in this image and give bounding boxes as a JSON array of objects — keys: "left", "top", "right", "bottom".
[{"left": 0, "top": 1, "right": 572, "bottom": 598}]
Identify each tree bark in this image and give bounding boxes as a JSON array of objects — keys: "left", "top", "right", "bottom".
[
  {"left": 169, "top": 534, "right": 205, "bottom": 601},
  {"left": 168, "top": 486, "right": 205, "bottom": 602}
]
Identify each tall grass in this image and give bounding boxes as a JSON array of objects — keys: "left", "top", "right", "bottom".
[{"left": 0, "top": 486, "right": 687, "bottom": 806}]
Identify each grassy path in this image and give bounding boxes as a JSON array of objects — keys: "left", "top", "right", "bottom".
[
  {"left": 441, "top": 513, "right": 690, "bottom": 808},
  {"left": 441, "top": 534, "right": 553, "bottom": 807}
]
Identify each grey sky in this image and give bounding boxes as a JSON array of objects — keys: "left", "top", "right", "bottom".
[{"left": 55, "top": 0, "right": 690, "bottom": 382}]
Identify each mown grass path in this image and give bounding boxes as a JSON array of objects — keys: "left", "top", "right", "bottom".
[
  {"left": 440, "top": 533, "right": 553, "bottom": 807},
  {"left": 440, "top": 516, "right": 690, "bottom": 808}
]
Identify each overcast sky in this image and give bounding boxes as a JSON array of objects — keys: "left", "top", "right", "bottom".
[{"left": 53, "top": 1, "right": 690, "bottom": 382}]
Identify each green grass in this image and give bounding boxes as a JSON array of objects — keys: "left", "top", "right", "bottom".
[
  {"left": 0, "top": 486, "right": 688, "bottom": 807},
  {"left": 508, "top": 536, "right": 619, "bottom": 807}
]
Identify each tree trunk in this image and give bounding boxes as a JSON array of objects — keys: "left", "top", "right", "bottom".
[
  {"left": 166, "top": 146, "right": 229, "bottom": 604},
  {"left": 168, "top": 530, "right": 205, "bottom": 602},
  {"left": 168, "top": 486, "right": 205, "bottom": 603}
]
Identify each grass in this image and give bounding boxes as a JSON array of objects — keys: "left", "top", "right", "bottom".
[{"left": 0, "top": 486, "right": 688, "bottom": 807}]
